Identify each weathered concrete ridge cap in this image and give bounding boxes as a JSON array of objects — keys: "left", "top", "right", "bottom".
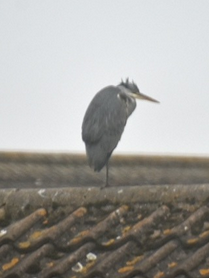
[{"left": 0, "top": 184, "right": 209, "bottom": 220}]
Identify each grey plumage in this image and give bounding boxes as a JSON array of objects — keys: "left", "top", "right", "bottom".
[{"left": 82, "top": 78, "right": 159, "bottom": 187}]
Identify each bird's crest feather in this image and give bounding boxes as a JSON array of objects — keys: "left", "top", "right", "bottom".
[{"left": 119, "top": 78, "right": 139, "bottom": 93}]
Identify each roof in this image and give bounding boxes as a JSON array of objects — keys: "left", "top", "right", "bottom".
[
  {"left": 0, "top": 152, "right": 209, "bottom": 187},
  {"left": 0, "top": 152, "right": 209, "bottom": 278}
]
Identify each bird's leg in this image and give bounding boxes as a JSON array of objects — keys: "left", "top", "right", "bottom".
[
  {"left": 100, "top": 161, "right": 110, "bottom": 189},
  {"left": 105, "top": 161, "right": 109, "bottom": 187}
]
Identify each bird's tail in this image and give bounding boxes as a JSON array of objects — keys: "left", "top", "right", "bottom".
[{"left": 85, "top": 144, "right": 111, "bottom": 172}]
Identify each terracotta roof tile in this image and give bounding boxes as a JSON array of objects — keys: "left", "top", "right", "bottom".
[{"left": 1, "top": 194, "right": 209, "bottom": 278}]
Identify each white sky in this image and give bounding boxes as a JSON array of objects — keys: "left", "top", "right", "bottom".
[{"left": 0, "top": 1, "right": 209, "bottom": 155}]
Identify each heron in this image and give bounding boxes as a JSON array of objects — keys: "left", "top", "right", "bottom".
[{"left": 82, "top": 78, "right": 159, "bottom": 187}]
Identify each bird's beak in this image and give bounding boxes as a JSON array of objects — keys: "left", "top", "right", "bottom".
[{"left": 135, "top": 92, "right": 159, "bottom": 103}]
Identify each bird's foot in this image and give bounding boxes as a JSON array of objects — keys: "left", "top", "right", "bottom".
[{"left": 100, "top": 183, "right": 111, "bottom": 190}]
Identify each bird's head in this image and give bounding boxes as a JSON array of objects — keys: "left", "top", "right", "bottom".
[{"left": 119, "top": 78, "right": 159, "bottom": 103}]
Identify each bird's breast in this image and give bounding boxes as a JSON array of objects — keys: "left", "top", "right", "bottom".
[{"left": 117, "top": 92, "right": 136, "bottom": 117}]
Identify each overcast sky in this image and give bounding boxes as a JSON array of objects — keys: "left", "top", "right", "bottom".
[{"left": 0, "top": 1, "right": 209, "bottom": 155}]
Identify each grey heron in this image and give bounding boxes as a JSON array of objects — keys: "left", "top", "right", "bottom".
[{"left": 82, "top": 78, "right": 159, "bottom": 187}]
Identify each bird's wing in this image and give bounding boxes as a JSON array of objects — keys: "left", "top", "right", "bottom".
[{"left": 82, "top": 86, "right": 128, "bottom": 150}]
